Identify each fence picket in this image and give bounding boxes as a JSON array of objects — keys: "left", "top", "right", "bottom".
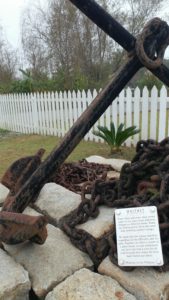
[
  {"left": 0, "top": 87, "right": 168, "bottom": 146},
  {"left": 150, "top": 86, "right": 158, "bottom": 140},
  {"left": 51, "top": 92, "right": 57, "bottom": 136},
  {"left": 5, "top": 94, "right": 11, "bottom": 131},
  {"left": 119, "top": 90, "right": 125, "bottom": 125},
  {"left": 55, "top": 92, "right": 61, "bottom": 137},
  {"left": 72, "top": 90, "right": 78, "bottom": 124},
  {"left": 77, "top": 90, "right": 82, "bottom": 119},
  {"left": 18, "top": 93, "right": 23, "bottom": 133},
  {"left": 48, "top": 93, "right": 53, "bottom": 135},
  {"left": 141, "top": 87, "right": 149, "bottom": 141},
  {"left": 126, "top": 88, "right": 132, "bottom": 147},
  {"left": 68, "top": 91, "right": 73, "bottom": 129},
  {"left": 63, "top": 91, "right": 69, "bottom": 133},
  {"left": 159, "top": 86, "right": 167, "bottom": 141},
  {"left": 40, "top": 93, "right": 45, "bottom": 135},
  {"left": 3, "top": 95, "right": 6, "bottom": 129},
  {"left": 82, "top": 90, "right": 89, "bottom": 141},
  {"left": 112, "top": 97, "right": 118, "bottom": 130},
  {"left": 91, "top": 89, "right": 97, "bottom": 143},
  {"left": 43, "top": 92, "right": 49, "bottom": 135},
  {"left": 27, "top": 94, "right": 33, "bottom": 133},
  {"left": 59, "top": 92, "right": 65, "bottom": 137},
  {"left": 36, "top": 92, "right": 40, "bottom": 135},
  {"left": 0, "top": 96, "right": 3, "bottom": 128},
  {"left": 15, "top": 94, "right": 20, "bottom": 133},
  {"left": 24, "top": 94, "right": 29, "bottom": 134},
  {"left": 133, "top": 87, "right": 141, "bottom": 145},
  {"left": 93, "top": 89, "right": 100, "bottom": 142},
  {"left": 20, "top": 94, "right": 25, "bottom": 133},
  {"left": 86, "top": 90, "right": 93, "bottom": 141}
]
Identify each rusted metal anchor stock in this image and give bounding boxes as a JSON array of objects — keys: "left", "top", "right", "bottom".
[{"left": 1, "top": 0, "right": 169, "bottom": 256}]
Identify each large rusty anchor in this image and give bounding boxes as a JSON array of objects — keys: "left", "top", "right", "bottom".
[{"left": 0, "top": 0, "right": 169, "bottom": 247}]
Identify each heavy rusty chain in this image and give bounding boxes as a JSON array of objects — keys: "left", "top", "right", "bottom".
[
  {"left": 60, "top": 138, "right": 169, "bottom": 271},
  {"left": 51, "top": 160, "right": 113, "bottom": 193}
]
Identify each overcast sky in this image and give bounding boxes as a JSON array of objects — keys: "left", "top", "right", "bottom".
[
  {"left": 0, "top": 0, "right": 47, "bottom": 48},
  {"left": 0, "top": 0, "right": 169, "bottom": 58},
  {"left": 0, "top": 0, "right": 27, "bottom": 48}
]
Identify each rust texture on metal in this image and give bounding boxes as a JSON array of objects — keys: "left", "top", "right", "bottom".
[
  {"left": 0, "top": 0, "right": 169, "bottom": 269},
  {"left": 51, "top": 160, "right": 113, "bottom": 193},
  {"left": 0, "top": 149, "right": 47, "bottom": 245},
  {"left": 1, "top": 148, "right": 45, "bottom": 193},
  {"left": 135, "top": 18, "right": 169, "bottom": 70},
  {"left": 0, "top": 211, "right": 48, "bottom": 245}
]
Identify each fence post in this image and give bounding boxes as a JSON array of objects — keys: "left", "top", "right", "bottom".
[
  {"left": 158, "top": 86, "right": 167, "bottom": 141},
  {"left": 126, "top": 87, "right": 132, "bottom": 147},
  {"left": 150, "top": 86, "right": 158, "bottom": 140},
  {"left": 141, "top": 87, "right": 149, "bottom": 141},
  {"left": 32, "top": 94, "right": 39, "bottom": 134}
]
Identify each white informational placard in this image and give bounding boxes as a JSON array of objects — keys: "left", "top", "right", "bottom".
[{"left": 115, "top": 206, "right": 163, "bottom": 267}]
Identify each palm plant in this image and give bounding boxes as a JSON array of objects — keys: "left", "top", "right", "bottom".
[{"left": 93, "top": 122, "right": 140, "bottom": 153}]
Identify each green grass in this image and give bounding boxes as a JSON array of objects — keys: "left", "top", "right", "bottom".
[{"left": 0, "top": 132, "right": 136, "bottom": 178}]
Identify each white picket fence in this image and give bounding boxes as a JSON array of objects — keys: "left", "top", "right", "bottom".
[{"left": 0, "top": 86, "right": 169, "bottom": 147}]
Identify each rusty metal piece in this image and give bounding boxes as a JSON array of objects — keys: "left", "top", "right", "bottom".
[
  {"left": 160, "top": 174, "right": 169, "bottom": 202},
  {"left": 1, "top": 148, "right": 45, "bottom": 213},
  {"left": 0, "top": 211, "right": 48, "bottom": 245},
  {"left": 150, "top": 175, "right": 161, "bottom": 182},
  {"left": 51, "top": 160, "right": 113, "bottom": 193},
  {"left": 136, "top": 18, "right": 169, "bottom": 69},
  {"left": 0, "top": 149, "right": 47, "bottom": 245},
  {"left": 137, "top": 180, "right": 158, "bottom": 194},
  {"left": 1, "top": 148, "right": 45, "bottom": 192}
]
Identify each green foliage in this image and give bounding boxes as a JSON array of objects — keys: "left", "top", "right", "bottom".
[
  {"left": 2, "top": 68, "right": 90, "bottom": 94},
  {"left": 0, "top": 128, "right": 10, "bottom": 135},
  {"left": 72, "top": 71, "right": 89, "bottom": 92},
  {"left": 93, "top": 122, "right": 140, "bottom": 153},
  {"left": 0, "top": 61, "right": 166, "bottom": 94},
  {"left": 136, "top": 72, "right": 163, "bottom": 91},
  {"left": 9, "top": 80, "right": 33, "bottom": 93},
  {"left": 19, "top": 69, "right": 32, "bottom": 79},
  {"left": 52, "top": 69, "right": 89, "bottom": 92}
]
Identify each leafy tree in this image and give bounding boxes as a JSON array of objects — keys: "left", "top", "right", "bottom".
[
  {"left": 0, "top": 27, "right": 18, "bottom": 84},
  {"left": 20, "top": 0, "right": 166, "bottom": 91},
  {"left": 136, "top": 71, "right": 163, "bottom": 91}
]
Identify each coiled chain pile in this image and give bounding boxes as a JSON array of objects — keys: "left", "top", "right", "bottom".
[{"left": 60, "top": 138, "right": 169, "bottom": 271}]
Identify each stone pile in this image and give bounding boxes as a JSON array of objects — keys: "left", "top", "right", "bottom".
[{"left": 0, "top": 157, "right": 169, "bottom": 300}]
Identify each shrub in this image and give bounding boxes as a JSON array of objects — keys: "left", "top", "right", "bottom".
[{"left": 93, "top": 122, "right": 140, "bottom": 153}]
